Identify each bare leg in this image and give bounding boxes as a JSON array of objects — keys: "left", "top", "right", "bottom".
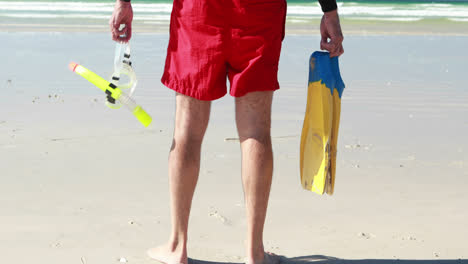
[
  {"left": 235, "top": 91, "right": 279, "bottom": 264},
  {"left": 148, "top": 93, "right": 211, "bottom": 264}
]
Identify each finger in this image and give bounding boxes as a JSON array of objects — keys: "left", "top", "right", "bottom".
[
  {"left": 112, "top": 24, "right": 124, "bottom": 40},
  {"left": 111, "top": 28, "right": 118, "bottom": 41},
  {"left": 320, "top": 40, "right": 336, "bottom": 52},
  {"left": 112, "top": 32, "right": 120, "bottom": 42},
  {"left": 338, "top": 45, "right": 344, "bottom": 56},
  {"left": 330, "top": 44, "right": 343, "bottom": 58},
  {"left": 330, "top": 42, "right": 340, "bottom": 58},
  {"left": 125, "top": 24, "right": 132, "bottom": 42},
  {"left": 111, "top": 30, "right": 117, "bottom": 41},
  {"left": 111, "top": 26, "right": 119, "bottom": 38},
  {"left": 333, "top": 35, "right": 344, "bottom": 47},
  {"left": 112, "top": 28, "right": 123, "bottom": 42}
]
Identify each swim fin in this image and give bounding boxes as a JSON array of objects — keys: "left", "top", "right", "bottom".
[{"left": 300, "top": 51, "right": 345, "bottom": 195}]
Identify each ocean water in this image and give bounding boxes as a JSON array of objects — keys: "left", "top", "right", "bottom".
[{"left": 1, "top": 0, "right": 468, "bottom": 26}]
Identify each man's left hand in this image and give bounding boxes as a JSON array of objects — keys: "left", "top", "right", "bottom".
[{"left": 320, "top": 10, "right": 344, "bottom": 58}]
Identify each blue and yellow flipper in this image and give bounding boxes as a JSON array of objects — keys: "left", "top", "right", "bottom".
[{"left": 300, "top": 51, "right": 345, "bottom": 195}]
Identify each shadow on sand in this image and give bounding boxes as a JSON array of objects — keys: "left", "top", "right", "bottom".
[{"left": 190, "top": 255, "right": 467, "bottom": 264}]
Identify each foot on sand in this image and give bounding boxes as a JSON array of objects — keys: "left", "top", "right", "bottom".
[
  {"left": 246, "top": 252, "right": 281, "bottom": 264},
  {"left": 147, "top": 244, "right": 187, "bottom": 264}
]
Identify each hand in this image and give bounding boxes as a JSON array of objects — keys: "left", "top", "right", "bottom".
[
  {"left": 320, "top": 10, "right": 344, "bottom": 57},
  {"left": 109, "top": 0, "right": 133, "bottom": 43}
]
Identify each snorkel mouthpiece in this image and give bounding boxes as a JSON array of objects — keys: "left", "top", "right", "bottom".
[{"left": 69, "top": 62, "right": 78, "bottom": 72}]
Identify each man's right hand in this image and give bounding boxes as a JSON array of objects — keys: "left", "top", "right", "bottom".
[{"left": 109, "top": 0, "right": 133, "bottom": 43}]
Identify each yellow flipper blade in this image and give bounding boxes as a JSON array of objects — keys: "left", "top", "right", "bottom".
[
  {"left": 300, "top": 52, "right": 345, "bottom": 195},
  {"left": 300, "top": 81, "right": 333, "bottom": 194}
]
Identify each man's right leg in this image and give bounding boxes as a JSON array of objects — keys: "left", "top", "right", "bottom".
[{"left": 148, "top": 93, "right": 211, "bottom": 264}]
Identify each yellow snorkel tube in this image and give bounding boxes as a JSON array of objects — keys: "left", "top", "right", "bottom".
[{"left": 68, "top": 62, "right": 152, "bottom": 127}]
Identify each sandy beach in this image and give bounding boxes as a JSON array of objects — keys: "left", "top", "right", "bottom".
[{"left": 1, "top": 16, "right": 468, "bottom": 264}]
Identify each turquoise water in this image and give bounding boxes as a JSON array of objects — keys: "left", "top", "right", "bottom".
[{"left": 1, "top": 0, "right": 468, "bottom": 25}]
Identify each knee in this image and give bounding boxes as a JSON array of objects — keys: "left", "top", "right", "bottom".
[
  {"left": 238, "top": 129, "right": 271, "bottom": 146},
  {"left": 238, "top": 132, "right": 273, "bottom": 162},
  {"left": 171, "top": 132, "right": 204, "bottom": 153},
  {"left": 173, "top": 118, "right": 207, "bottom": 147},
  {"left": 236, "top": 117, "right": 271, "bottom": 144}
]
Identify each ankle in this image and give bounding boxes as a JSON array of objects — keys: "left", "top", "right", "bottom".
[
  {"left": 246, "top": 244, "right": 265, "bottom": 262},
  {"left": 168, "top": 236, "right": 187, "bottom": 252},
  {"left": 245, "top": 254, "right": 265, "bottom": 264}
]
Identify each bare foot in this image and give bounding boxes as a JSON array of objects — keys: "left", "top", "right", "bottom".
[
  {"left": 246, "top": 252, "right": 281, "bottom": 264},
  {"left": 147, "top": 243, "right": 187, "bottom": 264}
]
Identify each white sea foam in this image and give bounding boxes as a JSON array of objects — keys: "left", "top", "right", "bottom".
[
  {"left": 449, "top": 18, "right": 468, "bottom": 22},
  {"left": 0, "top": 2, "right": 114, "bottom": 12},
  {"left": 287, "top": 4, "right": 468, "bottom": 18},
  {"left": 347, "top": 17, "right": 424, "bottom": 22},
  {"left": 1, "top": 12, "right": 170, "bottom": 21},
  {"left": 287, "top": 18, "right": 312, "bottom": 24},
  {"left": 0, "top": 2, "right": 173, "bottom": 13},
  {"left": 340, "top": 6, "right": 468, "bottom": 18},
  {"left": 1, "top": 13, "right": 110, "bottom": 19}
]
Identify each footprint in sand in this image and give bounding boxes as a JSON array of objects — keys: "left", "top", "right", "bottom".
[
  {"left": 47, "top": 94, "right": 61, "bottom": 102},
  {"left": 209, "top": 207, "right": 231, "bottom": 225},
  {"left": 357, "top": 232, "right": 376, "bottom": 239},
  {"left": 50, "top": 242, "right": 61, "bottom": 248},
  {"left": 265, "top": 241, "right": 280, "bottom": 251},
  {"left": 5, "top": 79, "right": 12, "bottom": 89}
]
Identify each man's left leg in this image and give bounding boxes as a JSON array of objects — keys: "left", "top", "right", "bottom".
[{"left": 235, "top": 91, "right": 279, "bottom": 264}]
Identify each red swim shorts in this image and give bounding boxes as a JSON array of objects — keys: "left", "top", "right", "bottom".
[{"left": 161, "top": 0, "right": 287, "bottom": 101}]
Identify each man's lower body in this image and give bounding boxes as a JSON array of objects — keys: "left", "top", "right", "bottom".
[{"left": 148, "top": 0, "right": 286, "bottom": 263}]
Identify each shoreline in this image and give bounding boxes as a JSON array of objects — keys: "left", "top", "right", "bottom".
[{"left": 1, "top": 19, "right": 468, "bottom": 36}]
